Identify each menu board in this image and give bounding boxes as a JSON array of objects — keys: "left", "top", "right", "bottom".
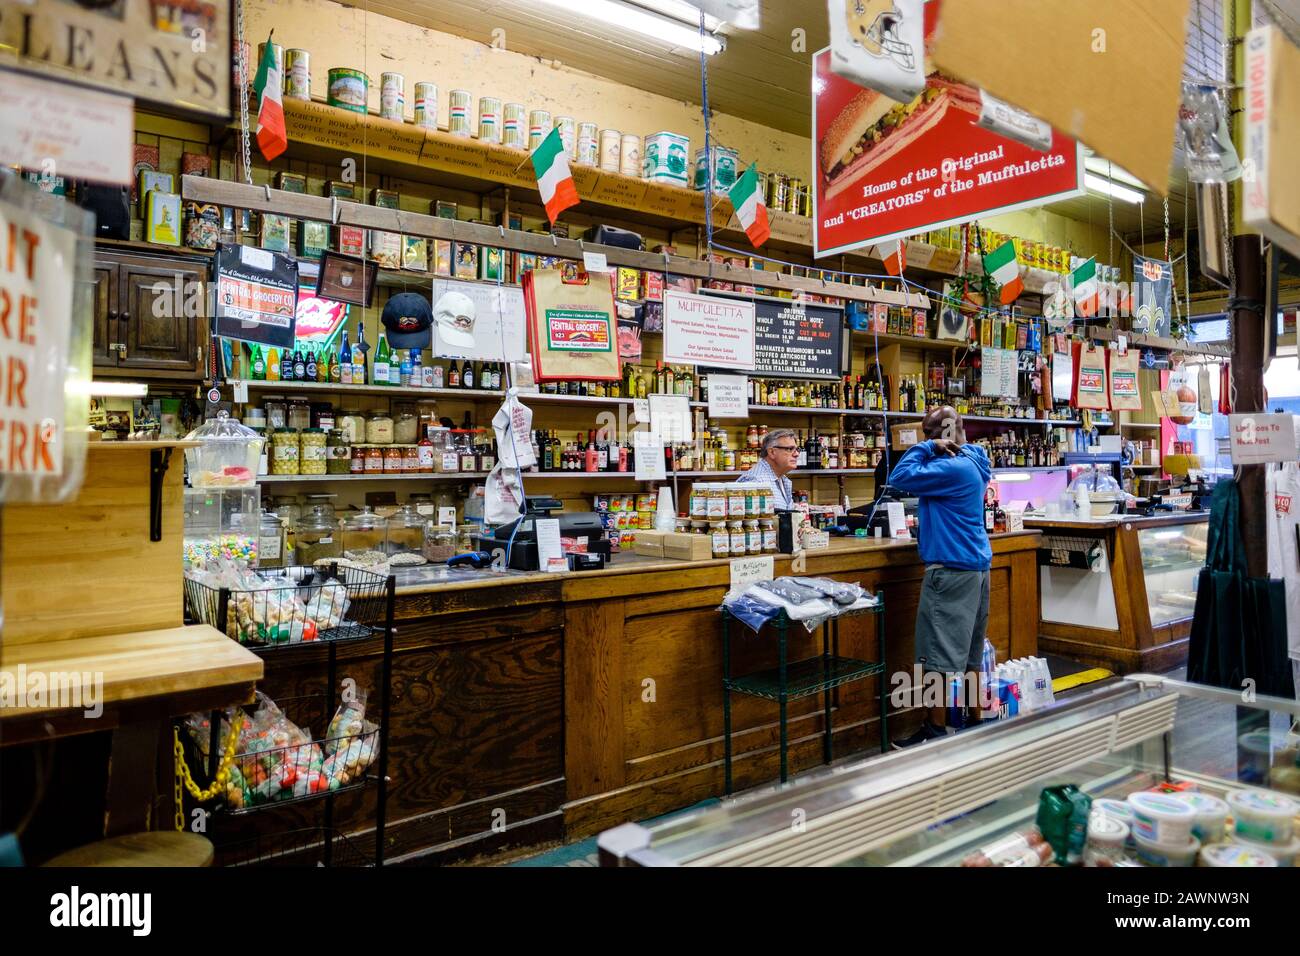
[{"left": 705, "top": 291, "right": 844, "bottom": 380}]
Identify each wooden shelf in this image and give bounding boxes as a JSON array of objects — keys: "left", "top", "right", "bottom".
[
  {"left": 1121, "top": 422, "right": 1163, "bottom": 430},
  {"left": 1079, "top": 325, "right": 1231, "bottom": 359},
  {"left": 1129, "top": 464, "right": 1164, "bottom": 470},
  {"left": 88, "top": 439, "right": 202, "bottom": 451},
  {"left": 850, "top": 330, "right": 971, "bottom": 352},
  {"left": 258, "top": 472, "right": 488, "bottom": 483},
  {"left": 230, "top": 379, "right": 503, "bottom": 400}
]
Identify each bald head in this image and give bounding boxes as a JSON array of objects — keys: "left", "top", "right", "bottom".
[{"left": 922, "top": 405, "right": 965, "bottom": 444}]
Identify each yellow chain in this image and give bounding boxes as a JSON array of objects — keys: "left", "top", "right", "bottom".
[{"left": 172, "top": 714, "right": 245, "bottom": 830}]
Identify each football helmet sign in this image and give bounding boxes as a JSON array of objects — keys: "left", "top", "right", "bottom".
[{"left": 829, "top": 0, "right": 925, "bottom": 103}]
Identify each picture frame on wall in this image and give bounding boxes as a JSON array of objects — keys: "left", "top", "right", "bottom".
[{"left": 316, "top": 250, "right": 378, "bottom": 308}]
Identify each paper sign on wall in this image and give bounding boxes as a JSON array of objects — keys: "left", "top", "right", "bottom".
[
  {"left": 663, "top": 290, "right": 756, "bottom": 370},
  {"left": 729, "top": 555, "right": 774, "bottom": 596},
  {"left": 0, "top": 72, "right": 134, "bottom": 186},
  {"left": 707, "top": 375, "right": 749, "bottom": 418},
  {"left": 431, "top": 278, "right": 527, "bottom": 362},
  {"left": 535, "top": 518, "right": 565, "bottom": 572},
  {"left": 633, "top": 432, "right": 667, "bottom": 481},
  {"left": 632, "top": 398, "right": 651, "bottom": 424},
  {"left": 1229, "top": 414, "right": 1300, "bottom": 464},
  {"left": 649, "top": 394, "right": 693, "bottom": 443},
  {"left": 887, "top": 502, "right": 909, "bottom": 539},
  {"left": 0, "top": 194, "right": 74, "bottom": 476},
  {"left": 980, "top": 348, "right": 1018, "bottom": 398}
]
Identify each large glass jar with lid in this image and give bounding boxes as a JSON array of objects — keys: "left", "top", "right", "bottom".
[
  {"left": 295, "top": 508, "right": 341, "bottom": 565},
  {"left": 422, "top": 520, "right": 458, "bottom": 564},
  {"left": 338, "top": 407, "right": 366, "bottom": 445},
  {"left": 386, "top": 504, "right": 428, "bottom": 565},
  {"left": 366, "top": 410, "right": 395, "bottom": 445},
  {"left": 184, "top": 411, "right": 265, "bottom": 487},
  {"left": 256, "top": 511, "right": 286, "bottom": 569},
  {"left": 393, "top": 401, "right": 420, "bottom": 445},
  {"left": 341, "top": 507, "right": 388, "bottom": 565},
  {"left": 428, "top": 427, "right": 456, "bottom": 473}
]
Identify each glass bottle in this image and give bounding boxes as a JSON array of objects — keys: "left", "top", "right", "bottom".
[
  {"left": 338, "top": 331, "right": 353, "bottom": 385},
  {"left": 373, "top": 331, "right": 392, "bottom": 386}
]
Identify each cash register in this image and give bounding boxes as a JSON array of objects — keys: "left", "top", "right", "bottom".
[{"left": 476, "top": 496, "right": 610, "bottom": 571}]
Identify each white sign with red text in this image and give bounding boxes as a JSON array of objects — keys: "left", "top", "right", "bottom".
[
  {"left": 663, "top": 290, "right": 755, "bottom": 370},
  {"left": 1229, "top": 414, "right": 1300, "bottom": 464}
]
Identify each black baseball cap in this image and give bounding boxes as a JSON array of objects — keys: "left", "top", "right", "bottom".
[{"left": 381, "top": 292, "right": 433, "bottom": 349}]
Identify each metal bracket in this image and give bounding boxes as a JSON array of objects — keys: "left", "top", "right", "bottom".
[{"left": 150, "top": 447, "right": 173, "bottom": 543}]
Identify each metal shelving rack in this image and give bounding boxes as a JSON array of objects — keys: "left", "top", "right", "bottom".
[{"left": 721, "top": 595, "right": 888, "bottom": 794}]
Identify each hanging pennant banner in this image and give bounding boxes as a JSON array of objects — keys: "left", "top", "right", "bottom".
[
  {"left": 1132, "top": 255, "right": 1172, "bottom": 338},
  {"left": 213, "top": 243, "right": 299, "bottom": 350}
]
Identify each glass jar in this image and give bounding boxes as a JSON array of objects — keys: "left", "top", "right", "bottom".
[
  {"left": 744, "top": 519, "right": 761, "bottom": 554},
  {"left": 746, "top": 424, "right": 759, "bottom": 448},
  {"left": 338, "top": 408, "right": 367, "bottom": 445},
  {"left": 689, "top": 486, "right": 708, "bottom": 519},
  {"left": 263, "top": 398, "right": 288, "bottom": 430},
  {"left": 326, "top": 429, "right": 350, "bottom": 474},
  {"left": 729, "top": 520, "right": 746, "bottom": 555},
  {"left": 422, "top": 520, "right": 458, "bottom": 563},
  {"left": 295, "top": 509, "right": 341, "bottom": 565},
  {"left": 706, "top": 487, "right": 728, "bottom": 521},
  {"left": 299, "top": 427, "right": 327, "bottom": 475},
  {"left": 350, "top": 445, "right": 366, "bottom": 474},
  {"left": 386, "top": 504, "right": 427, "bottom": 562},
  {"left": 674, "top": 515, "right": 689, "bottom": 533},
  {"left": 366, "top": 411, "right": 395, "bottom": 445},
  {"left": 710, "top": 520, "right": 729, "bottom": 558},
  {"left": 364, "top": 446, "right": 383, "bottom": 473},
  {"left": 760, "top": 518, "right": 777, "bottom": 553},
  {"left": 403, "top": 445, "right": 420, "bottom": 472},
  {"left": 341, "top": 507, "right": 387, "bottom": 562},
  {"left": 268, "top": 496, "right": 301, "bottom": 530},
  {"left": 416, "top": 399, "right": 439, "bottom": 435},
  {"left": 394, "top": 402, "right": 419, "bottom": 444},
  {"left": 287, "top": 398, "right": 312, "bottom": 431},
  {"left": 429, "top": 427, "right": 456, "bottom": 473},
  {"left": 383, "top": 445, "right": 405, "bottom": 473},
  {"left": 727, "top": 485, "right": 746, "bottom": 519},
  {"left": 270, "top": 427, "right": 300, "bottom": 475},
  {"left": 256, "top": 511, "right": 286, "bottom": 569},
  {"left": 456, "top": 523, "right": 478, "bottom": 552},
  {"left": 458, "top": 434, "right": 477, "bottom": 473}
]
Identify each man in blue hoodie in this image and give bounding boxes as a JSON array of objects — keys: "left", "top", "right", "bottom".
[{"left": 887, "top": 405, "right": 993, "bottom": 747}]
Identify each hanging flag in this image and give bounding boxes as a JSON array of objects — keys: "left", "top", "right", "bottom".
[
  {"left": 252, "top": 34, "right": 287, "bottom": 162},
  {"left": 727, "top": 162, "right": 770, "bottom": 248},
  {"left": 984, "top": 240, "right": 1024, "bottom": 304},
  {"left": 530, "top": 126, "right": 579, "bottom": 225},
  {"left": 878, "top": 237, "right": 906, "bottom": 276},
  {"left": 1071, "top": 256, "right": 1099, "bottom": 317}
]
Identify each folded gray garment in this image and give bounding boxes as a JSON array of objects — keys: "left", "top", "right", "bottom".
[
  {"left": 754, "top": 578, "right": 823, "bottom": 605},
  {"left": 786, "top": 577, "right": 865, "bottom": 605}
]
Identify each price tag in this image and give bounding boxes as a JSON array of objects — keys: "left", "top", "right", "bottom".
[
  {"left": 438, "top": 506, "right": 457, "bottom": 526},
  {"left": 633, "top": 431, "right": 667, "bottom": 481},
  {"left": 649, "top": 393, "right": 693, "bottom": 443},
  {"left": 707, "top": 374, "right": 749, "bottom": 418},
  {"left": 233, "top": 380, "right": 249, "bottom": 404},
  {"left": 1117, "top": 334, "right": 1128, "bottom": 355},
  {"left": 886, "top": 502, "right": 909, "bottom": 539},
  {"left": 582, "top": 251, "right": 609, "bottom": 273},
  {"left": 632, "top": 398, "right": 650, "bottom": 424},
  {"left": 729, "top": 555, "right": 774, "bottom": 596}
]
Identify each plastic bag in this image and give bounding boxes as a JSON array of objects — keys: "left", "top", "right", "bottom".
[
  {"left": 321, "top": 720, "right": 380, "bottom": 788},
  {"left": 304, "top": 583, "right": 349, "bottom": 633},
  {"left": 786, "top": 577, "right": 866, "bottom": 606},
  {"left": 325, "top": 690, "right": 368, "bottom": 755},
  {"left": 1179, "top": 83, "right": 1242, "bottom": 184}
]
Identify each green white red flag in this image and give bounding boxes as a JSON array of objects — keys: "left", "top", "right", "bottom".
[
  {"left": 728, "top": 162, "right": 770, "bottom": 247},
  {"left": 1071, "top": 256, "right": 1099, "bottom": 318},
  {"left": 531, "top": 127, "right": 579, "bottom": 225},
  {"left": 252, "top": 34, "right": 287, "bottom": 162},
  {"left": 877, "top": 237, "right": 906, "bottom": 276},
  {"left": 984, "top": 240, "right": 1024, "bottom": 304}
]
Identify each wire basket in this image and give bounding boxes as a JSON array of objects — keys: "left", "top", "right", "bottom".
[
  {"left": 215, "top": 826, "right": 374, "bottom": 867},
  {"left": 184, "top": 564, "right": 390, "bottom": 648},
  {"left": 1037, "top": 535, "right": 1104, "bottom": 570}
]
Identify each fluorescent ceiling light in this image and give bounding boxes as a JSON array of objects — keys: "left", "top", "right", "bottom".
[
  {"left": 1084, "top": 173, "right": 1145, "bottom": 205},
  {"left": 1082, "top": 154, "right": 1148, "bottom": 190},
  {"left": 71, "top": 380, "right": 149, "bottom": 398},
  {"left": 629, "top": 0, "right": 723, "bottom": 31},
  {"left": 533, "top": 0, "right": 724, "bottom": 54}
]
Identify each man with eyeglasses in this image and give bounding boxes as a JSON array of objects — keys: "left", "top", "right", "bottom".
[
  {"left": 887, "top": 405, "right": 994, "bottom": 747},
  {"left": 737, "top": 427, "right": 799, "bottom": 510}
]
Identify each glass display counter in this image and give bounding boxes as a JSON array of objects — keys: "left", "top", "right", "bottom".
[
  {"left": 1137, "top": 522, "right": 1208, "bottom": 628},
  {"left": 598, "top": 676, "right": 1300, "bottom": 867}
]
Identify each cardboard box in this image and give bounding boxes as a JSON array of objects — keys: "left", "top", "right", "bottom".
[
  {"left": 1243, "top": 25, "right": 1300, "bottom": 260},
  {"left": 663, "top": 532, "right": 713, "bottom": 562},
  {"left": 633, "top": 530, "right": 667, "bottom": 558},
  {"left": 890, "top": 421, "right": 922, "bottom": 452}
]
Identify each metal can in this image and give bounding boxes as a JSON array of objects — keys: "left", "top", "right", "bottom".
[
  {"left": 554, "top": 116, "right": 577, "bottom": 159},
  {"left": 414, "top": 82, "right": 438, "bottom": 128},
  {"left": 599, "top": 129, "right": 621, "bottom": 172},
  {"left": 528, "top": 110, "right": 552, "bottom": 151},
  {"left": 577, "top": 122, "right": 599, "bottom": 166},
  {"left": 786, "top": 177, "right": 804, "bottom": 214},
  {"left": 755, "top": 169, "right": 769, "bottom": 203},
  {"left": 284, "top": 49, "right": 310, "bottom": 101},
  {"left": 503, "top": 102, "right": 527, "bottom": 149},
  {"left": 619, "top": 133, "right": 641, "bottom": 177},
  {"left": 327, "top": 68, "right": 368, "bottom": 114},
  {"left": 380, "top": 72, "right": 405, "bottom": 121},
  {"left": 448, "top": 89, "right": 472, "bottom": 137},
  {"left": 768, "top": 173, "right": 790, "bottom": 212},
  {"left": 258, "top": 42, "right": 284, "bottom": 80},
  {"left": 478, "top": 96, "right": 502, "bottom": 144}
]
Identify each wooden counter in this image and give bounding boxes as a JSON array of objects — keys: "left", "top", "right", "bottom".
[
  {"left": 222, "top": 532, "right": 1042, "bottom": 864},
  {"left": 1027, "top": 512, "right": 1209, "bottom": 674}
]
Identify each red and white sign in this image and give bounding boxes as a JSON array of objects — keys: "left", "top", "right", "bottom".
[
  {"left": 0, "top": 71, "right": 134, "bottom": 186},
  {"left": 663, "top": 290, "right": 756, "bottom": 370},
  {"left": 811, "top": 5, "right": 1084, "bottom": 258},
  {"left": 1229, "top": 413, "right": 1300, "bottom": 465},
  {"left": 0, "top": 195, "right": 74, "bottom": 475}
]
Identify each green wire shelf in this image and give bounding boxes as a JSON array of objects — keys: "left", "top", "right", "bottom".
[{"left": 725, "top": 656, "right": 886, "bottom": 702}]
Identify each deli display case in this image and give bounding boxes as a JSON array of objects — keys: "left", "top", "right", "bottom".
[
  {"left": 598, "top": 676, "right": 1300, "bottom": 867},
  {"left": 1026, "top": 512, "right": 1209, "bottom": 673}
]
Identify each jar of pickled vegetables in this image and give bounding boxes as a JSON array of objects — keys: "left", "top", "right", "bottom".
[
  {"left": 326, "top": 429, "right": 350, "bottom": 474},
  {"left": 299, "top": 427, "right": 327, "bottom": 475},
  {"left": 270, "top": 428, "right": 299, "bottom": 475}
]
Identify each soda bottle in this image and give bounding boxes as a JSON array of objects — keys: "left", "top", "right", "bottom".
[
  {"left": 266, "top": 346, "right": 280, "bottom": 382},
  {"left": 373, "top": 332, "right": 391, "bottom": 386},
  {"left": 328, "top": 347, "right": 341, "bottom": 384},
  {"left": 251, "top": 344, "right": 266, "bottom": 380},
  {"left": 280, "top": 348, "right": 294, "bottom": 382},
  {"left": 293, "top": 349, "right": 306, "bottom": 381},
  {"left": 338, "top": 331, "right": 353, "bottom": 386},
  {"left": 305, "top": 351, "right": 318, "bottom": 381}
]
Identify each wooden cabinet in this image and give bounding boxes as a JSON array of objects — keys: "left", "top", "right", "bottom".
[{"left": 93, "top": 250, "right": 208, "bottom": 379}]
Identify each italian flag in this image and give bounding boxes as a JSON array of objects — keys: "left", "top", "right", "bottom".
[
  {"left": 728, "top": 162, "right": 770, "bottom": 247},
  {"left": 985, "top": 240, "right": 1024, "bottom": 304},
  {"left": 252, "top": 33, "right": 287, "bottom": 162},
  {"left": 1071, "top": 256, "right": 1099, "bottom": 318},
  {"left": 531, "top": 126, "right": 579, "bottom": 225},
  {"left": 877, "top": 237, "right": 906, "bottom": 276}
]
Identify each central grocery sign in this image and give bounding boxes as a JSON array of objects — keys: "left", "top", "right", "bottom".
[{"left": 811, "top": 3, "right": 1084, "bottom": 258}]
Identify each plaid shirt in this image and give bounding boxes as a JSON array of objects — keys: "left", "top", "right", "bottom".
[{"left": 738, "top": 457, "right": 794, "bottom": 510}]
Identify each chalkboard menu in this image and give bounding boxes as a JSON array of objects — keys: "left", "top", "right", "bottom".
[{"left": 703, "top": 291, "right": 845, "bottom": 379}]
